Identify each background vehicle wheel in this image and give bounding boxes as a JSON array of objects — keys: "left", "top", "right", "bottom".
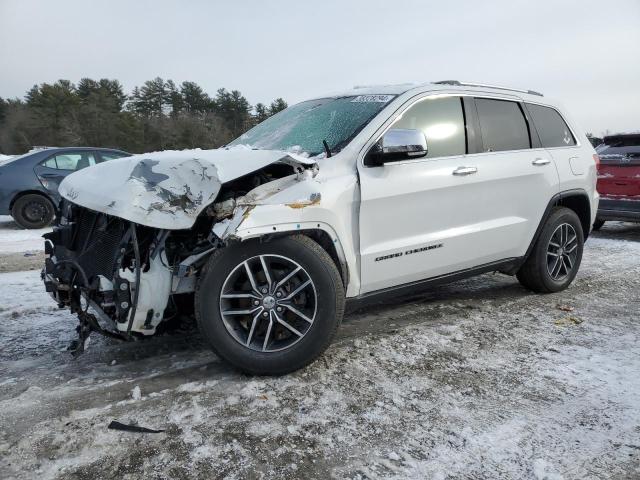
[
  {"left": 517, "top": 207, "right": 584, "bottom": 293},
  {"left": 195, "top": 235, "right": 345, "bottom": 375},
  {"left": 11, "top": 194, "right": 55, "bottom": 229},
  {"left": 592, "top": 219, "right": 605, "bottom": 231}
]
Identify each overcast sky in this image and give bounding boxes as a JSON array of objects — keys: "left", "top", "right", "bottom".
[{"left": 1, "top": 0, "right": 638, "bottom": 135}]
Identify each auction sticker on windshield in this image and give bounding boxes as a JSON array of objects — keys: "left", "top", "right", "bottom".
[{"left": 350, "top": 95, "right": 395, "bottom": 103}]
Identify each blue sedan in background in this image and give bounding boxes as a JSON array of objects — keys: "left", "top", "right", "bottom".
[{"left": 0, "top": 147, "right": 130, "bottom": 228}]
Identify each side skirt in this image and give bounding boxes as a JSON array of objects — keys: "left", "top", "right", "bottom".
[{"left": 346, "top": 257, "right": 523, "bottom": 312}]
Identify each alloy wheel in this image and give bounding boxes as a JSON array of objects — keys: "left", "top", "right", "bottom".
[
  {"left": 219, "top": 254, "right": 317, "bottom": 352},
  {"left": 546, "top": 223, "right": 578, "bottom": 281}
]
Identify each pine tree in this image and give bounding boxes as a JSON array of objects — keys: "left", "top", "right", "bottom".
[
  {"left": 24, "top": 80, "right": 81, "bottom": 146},
  {"left": 268, "top": 98, "right": 288, "bottom": 116},
  {"left": 165, "top": 80, "right": 183, "bottom": 117},
  {"left": 98, "top": 79, "right": 127, "bottom": 111},
  {"left": 254, "top": 103, "right": 269, "bottom": 123},
  {"left": 213, "top": 89, "right": 251, "bottom": 137},
  {"left": 137, "top": 77, "right": 168, "bottom": 116},
  {"left": 77, "top": 78, "right": 100, "bottom": 102},
  {"left": 180, "top": 81, "right": 212, "bottom": 114},
  {"left": 0, "top": 77, "right": 287, "bottom": 154},
  {"left": 77, "top": 78, "right": 126, "bottom": 112},
  {"left": 0, "top": 97, "right": 6, "bottom": 126}
]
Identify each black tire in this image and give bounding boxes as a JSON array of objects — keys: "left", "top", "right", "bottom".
[
  {"left": 592, "top": 219, "right": 605, "bottom": 231},
  {"left": 517, "top": 207, "right": 584, "bottom": 293},
  {"left": 195, "top": 235, "right": 345, "bottom": 375},
  {"left": 11, "top": 193, "right": 55, "bottom": 229}
]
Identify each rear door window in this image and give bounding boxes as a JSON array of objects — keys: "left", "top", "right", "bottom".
[
  {"left": 392, "top": 96, "right": 466, "bottom": 158},
  {"left": 526, "top": 103, "right": 576, "bottom": 147},
  {"left": 475, "top": 98, "right": 530, "bottom": 152},
  {"left": 42, "top": 152, "right": 97, "bottom": 170}
]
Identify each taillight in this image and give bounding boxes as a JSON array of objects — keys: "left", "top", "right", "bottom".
[
  {"left": 37, "top": 175, "right": 50, "bottom": 189},
  {"left": 593, "top": 153, "right": 600, "bottom": 172}
]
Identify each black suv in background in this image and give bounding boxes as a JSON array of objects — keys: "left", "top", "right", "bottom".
[{"left": 0, "top": 147, "right": 129, "bottom": 228}]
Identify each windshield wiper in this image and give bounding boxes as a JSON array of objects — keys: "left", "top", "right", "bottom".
[{"left": 322, "top": 139, "right": 332, "bottom": 158}]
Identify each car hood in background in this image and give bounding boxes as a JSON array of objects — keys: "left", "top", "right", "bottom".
[{"left": 58, "top": 146, "right": 317, "bottom": 230}]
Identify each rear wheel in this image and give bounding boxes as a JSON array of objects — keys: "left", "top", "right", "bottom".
[
  {"left": 592, "top": 219, "right": 605, "bottom": 231},
  {"left": 11, "top": 193, "right": 55, "bottom": 229},
  {"left": 195, "top": 235, "right": 344, "bottom": 375},
  {"left": 517, "top": 207, "right": 584, "bottom": 293}
]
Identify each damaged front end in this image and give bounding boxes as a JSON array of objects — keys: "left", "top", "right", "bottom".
[
  {"left": 43, "top": 202, "right": 191, "bottom": 354},
  {"left": 42, "top": 148, "right": 320, "bottom": 355}
]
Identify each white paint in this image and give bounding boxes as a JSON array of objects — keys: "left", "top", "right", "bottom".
[
  {"left": 358, "top": 146, "right": 559, "bottom": 293},
  {"left": 204, "top": 85, "right": 597, "bottom": 297},
  {"left": 219, "top": 162, "right": 361, "bottom": 297},
  {"left": 119, "top": 251, "right": 172, "bottom": 335},
  {"left": 58, "top": 146, "right": 316, "bottom": 230}
]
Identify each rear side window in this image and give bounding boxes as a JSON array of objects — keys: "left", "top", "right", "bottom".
[
  {"left": 475, "top": 98, "right": 530, "bottom": 152},
  {"left": 526, "top": 104, "right": 576, "bottom": 148},
  {"left": 42, "top": 152, "right": 97, "bottom": 170},
  {"left": 392, "top": 96, "right": 466, "bottom": 158}
]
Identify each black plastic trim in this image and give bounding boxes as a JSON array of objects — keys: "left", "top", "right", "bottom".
[
  {"left": 462, "top": 96, "right": 482, "bottom": 154},
  {"left": 598, "top": 198, "right": 640, "bottom": 213},
  {"left": 520, "top": 102, "right": 542, "bottom": 149},
  {"left": 597, "top": 209, "right": 640, "bottom": 222},
  {"left": 523, "top": 188, "right": 592, "bottom": 260},
  {"left": 346, "top": 257, "right": 522, "bottom": 311}
]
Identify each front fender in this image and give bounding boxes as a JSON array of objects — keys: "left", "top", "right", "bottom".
[{"left": 212, "top": 173, "right": 361, "bottom": 297}]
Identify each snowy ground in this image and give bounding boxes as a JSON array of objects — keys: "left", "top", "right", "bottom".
[
  {"left": 0, "top": 215, "right": 48, "bottom": 274},
  {"left": 0, "top": 215, "right": 50, "bottom": 253},
  {"left": 0, "top": 221, "right": 639, "bottom": 479}
]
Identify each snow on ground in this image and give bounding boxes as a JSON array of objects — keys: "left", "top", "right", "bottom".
[
  {"left": 0, "top": 215, "right": 50, "bottom": 253},
  {"left": 0, "top": 222, "right": 639, "bottom": 479}
]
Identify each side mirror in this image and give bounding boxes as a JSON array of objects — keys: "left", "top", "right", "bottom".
[{"left": 364, "top": 128, "right": 428, "bottom": 167}]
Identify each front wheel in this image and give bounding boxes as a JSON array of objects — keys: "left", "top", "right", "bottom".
[
  {"left": 195, "top": 235, "right": 345, "bottom": 375},
  {"left": 517, "top": 207, "right": 584, "bottom": 293}
]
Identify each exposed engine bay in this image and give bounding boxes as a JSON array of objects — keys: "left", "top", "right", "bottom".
[{"left": 42, "top": 161, "right": 307, "bottom": 355}]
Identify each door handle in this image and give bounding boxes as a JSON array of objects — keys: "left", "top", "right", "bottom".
[
  {"left": 452, "top": 166, "right": 477, "bottom": 176},
  {"left": 532, "top": 158, "right": 551, "bottom": 166}
]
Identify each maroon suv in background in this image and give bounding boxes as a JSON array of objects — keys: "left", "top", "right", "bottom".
[{"left": 594, "top": 134, "right": 640, "bottom": 230}]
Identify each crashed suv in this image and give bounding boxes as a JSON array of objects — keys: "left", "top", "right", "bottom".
[{"left": 43, "top": 81, "right": 599, "bottom": 375}]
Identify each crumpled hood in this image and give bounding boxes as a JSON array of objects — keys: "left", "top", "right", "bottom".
[{"left": 58, "top": 146, "right": 316, "bottom": 230}]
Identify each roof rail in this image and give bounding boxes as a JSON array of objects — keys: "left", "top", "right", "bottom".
[{"left": 433, "top": 80, "right": 543, "bottom": 97}]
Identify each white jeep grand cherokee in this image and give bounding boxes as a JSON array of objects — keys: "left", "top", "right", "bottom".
[{"left": 43, "top": 80, "right": 599, "bottom": 374}]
